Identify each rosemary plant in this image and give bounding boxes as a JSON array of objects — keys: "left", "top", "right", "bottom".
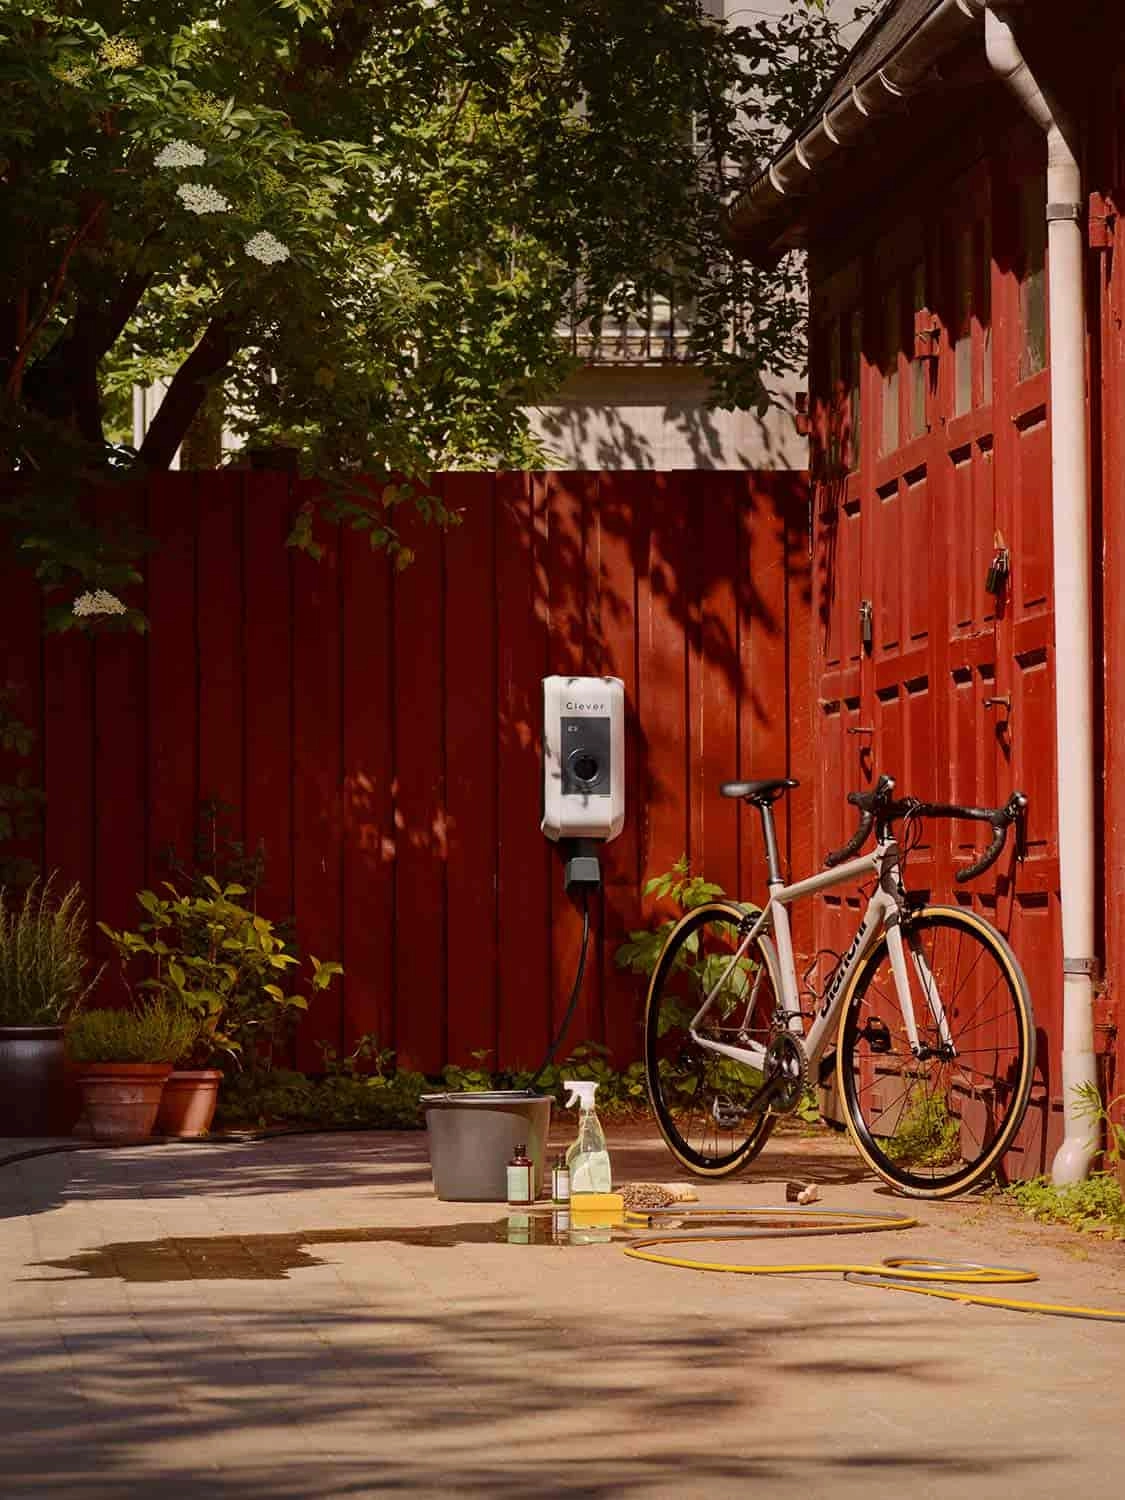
[{"left": 0, "top": 876, "right": 99, "bottom": 1025}]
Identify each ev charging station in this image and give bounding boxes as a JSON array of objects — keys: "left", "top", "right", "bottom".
[
  {"left": 532, "top": 675, "right": 626, "bottom": 1080},
  {"left": 541, "top": 675, "right": 625, "bottom": 886}
]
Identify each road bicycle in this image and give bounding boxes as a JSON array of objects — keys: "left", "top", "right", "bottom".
[{"left": 644, "top": 774, "right": 1034, "bottom": 1199}]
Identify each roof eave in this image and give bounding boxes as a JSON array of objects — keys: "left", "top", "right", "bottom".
[{"left": 727, "top": 0, "right": 994, "bottom": 264}]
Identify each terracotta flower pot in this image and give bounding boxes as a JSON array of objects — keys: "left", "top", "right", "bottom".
[
  {"left": 156, "top": 1070, "right": 223, "bottom": 1138},
  {"left": 76, "top": 1062, "right": 173, "bottom": 1142}
]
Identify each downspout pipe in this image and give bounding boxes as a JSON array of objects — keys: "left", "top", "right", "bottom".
[{"left": 985, "top": 6, "right": 1098, "bottom": 1185}]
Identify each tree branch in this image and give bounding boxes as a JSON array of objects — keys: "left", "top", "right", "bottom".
[
  {"left": 4, "top": 201, "right": 104, "bottom": 400},
  {"left": 138, "top": 315, "right": 242, "bottom": 470}
]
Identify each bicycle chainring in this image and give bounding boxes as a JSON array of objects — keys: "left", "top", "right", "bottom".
[{"left": 765, "top": 1031, "right": 809, "bottom": 1116}]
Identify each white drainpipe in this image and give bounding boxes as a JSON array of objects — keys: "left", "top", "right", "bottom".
[{"left": 985, "top": 6, "right": 1097, "bottom": 1184}]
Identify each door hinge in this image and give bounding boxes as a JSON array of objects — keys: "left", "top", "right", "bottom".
[
  {"left": 913, "top": 307, "right": 940, "bottom": 361},
  {"left": 1089, "top": 191, "right": 1116, "bottom": 251}
]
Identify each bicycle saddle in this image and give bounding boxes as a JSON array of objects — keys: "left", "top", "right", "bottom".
[{"left": 719, "top": 777, "right": 799, "bottom": 805}]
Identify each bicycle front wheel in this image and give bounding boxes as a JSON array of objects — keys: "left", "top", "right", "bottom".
[
  {"left": 644, "top": 901, "right": 778, "bottom": 1177},
  {"left": 836, "top": 905, "right": 1035, "bottom": 1198}
]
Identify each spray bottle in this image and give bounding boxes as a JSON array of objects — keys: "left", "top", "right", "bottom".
[{"left": 563, "top": 1080, "right": 612, "bottom": 1194}]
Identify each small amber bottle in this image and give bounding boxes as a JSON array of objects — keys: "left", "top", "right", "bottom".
[
  {"left": 551, "top": 1152, "right": 571, "bottom": 1205},
  {"left": 506, "top": 1143, "right": 534, "bottom": 1206}
]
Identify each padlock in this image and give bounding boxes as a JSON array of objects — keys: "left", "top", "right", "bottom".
[{"left": 986, "top": 547, "right": 1010, "bottom": 596}]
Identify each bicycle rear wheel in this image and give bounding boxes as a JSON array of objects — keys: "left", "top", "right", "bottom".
[
  {"left": 644, "top": 901, "right": 777, "bottom": 1177},
  {"left": 836, "top": 906, "right": 1035, "bottom": 1198}
]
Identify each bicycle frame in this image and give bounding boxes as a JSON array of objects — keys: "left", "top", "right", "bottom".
[{"left": 689, "top": 836, "right": 954, "bottom": 1073}]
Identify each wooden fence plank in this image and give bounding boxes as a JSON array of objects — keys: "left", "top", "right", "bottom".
[
  {"left": 390, "top": 495, "right": 447, "bottom": 1072},
  {"left": 91, "top": 482, "right": 149, "bottom": 962},
  {"left": 241, "top": 473, "right": 294, "bottom": 930},
  {"left": 443, "top": 473, "right": 500, "bottom": 1065},
  {"left": 696, "top": 473, "right": 741, "bottom": 899},
  {"left": 146, "top": 474, "right": 198, "bottom": 889},
  {"left": 0, "top": 550, "right": 44, "bottom": 880},
  {"left": 340, "top": 490, "right": 394, "bottom": 1057},
  {"left": 639, "top": 473, "right": 690, "bottom": 896},
  {"left": 495, "top": 471, "right": 552, "bottom": 1070},
  {"left": 196, "top": 471, "right": 245, "bottom": 837},
  {"left": 291, "top": 483, "right": 344, "bottom": 1068}
]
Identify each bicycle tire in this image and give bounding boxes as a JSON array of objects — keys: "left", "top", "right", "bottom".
[
  {"left": 644, "top": 901, "right": 778, "bottom": 1177},
  {"left": 836, "top": 905, "right": 1035, "bottom": 1198}
]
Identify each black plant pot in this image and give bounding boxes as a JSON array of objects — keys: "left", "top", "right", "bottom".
[{"left": 0, "top": 1026, "right": 66, "bottom": 1136}]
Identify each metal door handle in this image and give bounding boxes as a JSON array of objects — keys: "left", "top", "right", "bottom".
[
  {"left": 983, "top": 695, "right": 1011, "bottom": 710},
  {"left": 859, "top": 599, "right": 873, "bottom": 651}
]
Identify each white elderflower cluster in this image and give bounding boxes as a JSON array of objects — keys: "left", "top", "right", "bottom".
[
  {"left": 245, "top": 230, "right": 291, "bottom": 265},
  {"left": 155, "top": 139, "right": 207, "bottom": 169},
  {"left": 177, "top": 182, "right": 230, "bottom": 215},
  {"left": 72, "top": 590, "right": 127, "bottom": 618},
  {"left": 99, "top": 37, "right": 141, "bottom": 70}
]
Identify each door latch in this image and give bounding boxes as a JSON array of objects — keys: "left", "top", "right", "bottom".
[
  {"left": 986, "top": 532, "right": 1010, "bottom": 596},
  {"left": 859, "top": 599, "right": 873, "bottom": 652}
]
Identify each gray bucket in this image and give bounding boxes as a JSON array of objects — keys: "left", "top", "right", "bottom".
[{"left": 421, "top": 1091, "right": 553, "bottom": 1202}]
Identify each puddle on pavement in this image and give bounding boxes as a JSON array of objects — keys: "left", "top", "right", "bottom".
[{"left": 28, "top": 1210, "right": 634, "bottom": 1282}]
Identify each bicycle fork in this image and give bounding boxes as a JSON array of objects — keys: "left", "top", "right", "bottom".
[{"left": 885, "top": 915, "right": 956, "bottom": 1060}]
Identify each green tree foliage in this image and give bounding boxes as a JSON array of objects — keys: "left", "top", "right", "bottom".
[{"left": 1, "top": 1, "right": 859, "bottom": 597}]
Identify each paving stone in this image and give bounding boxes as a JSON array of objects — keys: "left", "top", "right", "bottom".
[{"left": 1, "top": 1125, "right": 1123, "bottom": 1497}]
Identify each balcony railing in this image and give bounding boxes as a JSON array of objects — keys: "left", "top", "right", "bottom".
[{"left": 560, "top": 287, "right": 695, "bottom": 366}]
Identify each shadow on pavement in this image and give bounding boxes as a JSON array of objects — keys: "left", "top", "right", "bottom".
[{"left": 0, "top": 1292, "right": 1056, "bottom": 1498}]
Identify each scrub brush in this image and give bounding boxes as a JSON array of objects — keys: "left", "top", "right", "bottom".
[{"left": 619, "top": 1182, "right": 700, "bottom": 1211}]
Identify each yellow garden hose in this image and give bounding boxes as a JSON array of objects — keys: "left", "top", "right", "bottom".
[{"left": 621, "top": 1206, "right": 1125, "bottom": 1322}]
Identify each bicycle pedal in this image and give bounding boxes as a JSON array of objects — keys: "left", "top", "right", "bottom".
[
  {"left": 817, "top": 1051, "right": 837, "bottom": 1086},
  {"left": 861, "top": 1016, "right": 892, "bottom": 1054},
  {"left": 713, "top": 1107, "right": 743, "bottom": 1130}
]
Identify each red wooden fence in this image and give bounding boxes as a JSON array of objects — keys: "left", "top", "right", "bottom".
[{"left": 0, "top": 469, "right": 811, "bottom": 1074}]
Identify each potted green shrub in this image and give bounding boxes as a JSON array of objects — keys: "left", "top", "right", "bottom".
[
  {"left": 99, "top": 879, "right": 342, "bottom": 1137},
  {"left": 0, "top": 877, "right": 99, "bottom": 1135},
  {"left": 66, "top": 1003, "right": 198, "bottom": 1141}
]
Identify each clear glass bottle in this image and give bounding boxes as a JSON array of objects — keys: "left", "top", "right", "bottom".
[{"left": 563, "top": 1080, "right": 612, "bottom": 1193}]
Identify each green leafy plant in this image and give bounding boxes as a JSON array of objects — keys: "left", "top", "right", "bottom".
[
  {"left": 441, "top": 1049, "right": 499, "bottom": 1094},
  {"left": 883, "top": 1091, "right": 961, "bottom": 1168},
  {"left": 1074, "top": 1081, "right": 1125, "bottom": 1167},
  {"left": 512, "top": 1043, "right": 650, "bottom": 1118},
  {"left": 0, "top": 875, "right": 100, "bottom": 1025},
  {"left": 66, "top": 1002, "right": 199, "bottom": 1064},
  {"left": 615, "top": 858, "right": 778, "bottom": 1116},
  {"left": 217, "top": 1034, "right": 427, "bottom": 1132},
  {"left": 614, "top": 856, "right": 729, "bottom": 982},
  {"left": 1000, "top": 1174, "right": 1125, "bottom": 1239},
  {"left": 215, "top": 1035, "right": 657, "bottom": 1132},
  {"left": 98, "top": 880, "right": 343, "bottom": 1067}
]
